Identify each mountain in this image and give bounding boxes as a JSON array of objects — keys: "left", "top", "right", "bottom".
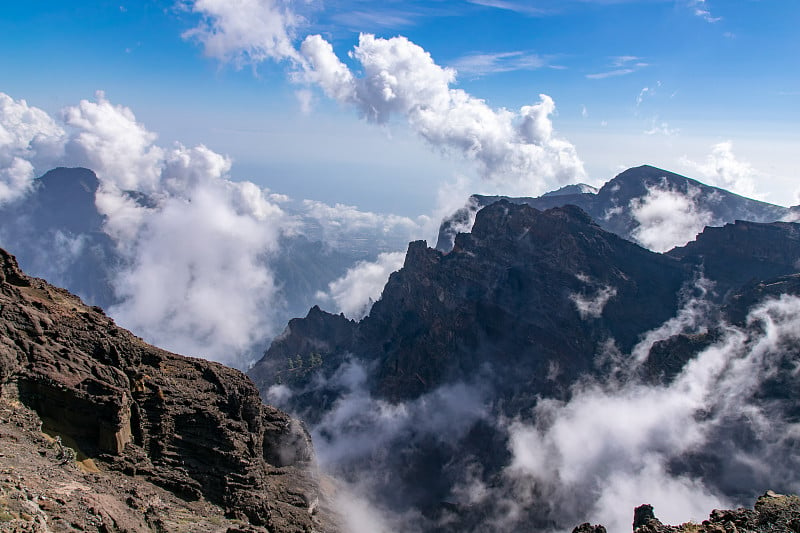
[
  {"left": 250, "top": 200, "right": 800, "bottom": 531},
  {"left": 0, "top": 167, "right": 119, "bottom": 308},
  {"left": 436, "top": 165, "right": 791, "bottom": 252},
  {"left": 0, "top": 247, "right": 337, "bottom": 532}
]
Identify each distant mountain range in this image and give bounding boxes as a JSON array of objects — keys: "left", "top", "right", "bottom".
[{"left": 436, "top": 165, "right": 795, "bottom": 252}]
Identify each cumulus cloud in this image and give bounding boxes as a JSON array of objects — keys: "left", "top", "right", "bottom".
[
  {"left": 56, "top": 92, "right": 290, "bottom": 366},
  {"left": 0, "top": 89, "right": 440, "bottom": 367},
  {"left": 182, "top": 0, "right": 301, "bottom": 65},
  {"left": 0, "top": 93, "right": 65, "bottom": 203},
  {"left": 316, "top": 251, "right": 405, "bottom": 319},
  {"left": 179, "top": 2, "right": 586, "bottom": 196},
  {"left": 63, "top": 91, "right": 164, "bottom": 193},
  {"left": 630, "top": 182, "right": 713, "bottom": 252},
  {"left": 299, "top": 33, "right": 585, "bottom": 196},
  {"left": 681, "top": 141, "right": 760, "bottom": 199}
]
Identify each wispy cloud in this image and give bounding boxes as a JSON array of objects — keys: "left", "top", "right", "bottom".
[
  {"left": 329, "top": 9, "right": 418, "bottom": 30},
  {"left": 586, "top": 68, "right": 635, "bottom": 80},
  {"left": 450, "top": 50, "right": 548, "bottom": 76},
  {"left": 587, "top": 55, "right": 648, "bottom": 79},
  {"left": 466, "top": 0, "right": 552, "bottom": 16},
  {"left": 644, "top": 116, "right": 679, "bottom": 136},
  {"left": 688, "top": 0, "right": 721, "bottom": 23}
]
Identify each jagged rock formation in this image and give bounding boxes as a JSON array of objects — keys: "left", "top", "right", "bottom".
[
  {"left": 436, "top": 165, "right": 791, "bottom": 252},
  {"left": 0, "top": 248, "right": 336, "bottom": 532},
  {"left": 252, "top": 202, "right": 800, "bottom": 406},
  {"left": 573, "top": 491, "right": 800, "bottom": 533},
  {"left": 251, "top": 198, "right": 800, "bottom": 531}
]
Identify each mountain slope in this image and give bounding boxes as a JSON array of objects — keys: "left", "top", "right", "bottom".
[
  {"left": 251, "top": 200, "right": 800, "bottom": 532},
  {"left": 0, "top": 248, "right": 337, "bottom": 532}
]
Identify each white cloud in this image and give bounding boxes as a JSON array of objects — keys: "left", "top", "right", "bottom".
[
  {"left": 505, "top": 293, "right": 800, "bottom": 531},
  {"left": 630, "top": 182, "right": 712, "bottom": 252},
  {"left": 182, "top": 0, "right": 301, "bottom": 65},
  {"left": 681, "top": 141, "right": 760, "bottom": 198},
  {"left": 62, "top": 91, "right": 164, "bottom": 193},
  {"left": 688, "top": 0, "right": 721, "bottom": 23},
  {"left": 299, "top": 199, "right": 426, "bottom": 251},
  {"left": 316, "top": 251, "right": 405, "bottom": 319},
  {"left": 644, "top": 116, "right": 679, "bottom": 136},
  {"left": 449, "top": 51, "right": 547, "bottom": 77},
  {"left": 0, "top": 92, "right": 65, "bottom": 203},
  {"left": 466, "top": 0, "right": 550, "bottom": 16},
  {"left": 570, "top": 281, "right": 617, "bottom": 319},
  {"left": 299, "top": 33, "right": 585, "bottom": 196},
  {"left": 587, "top": 56, "right": 648, "bottom": 80},
  {"left": 57, "top": 92, "right": 291, "bottom": 366}
]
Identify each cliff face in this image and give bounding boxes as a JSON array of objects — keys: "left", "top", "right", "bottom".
[
  {"left": 0, "top": 248, "right": 335, "bottom": 532},
  {"left": 251, "top": 198, "right": 800, "bottom": 531},
  {"left": 255, "top": 201, "right": 800, "bottom": 408}
]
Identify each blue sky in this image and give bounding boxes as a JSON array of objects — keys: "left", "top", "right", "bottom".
[{"left": 1, "top": 0, "right": 798, "bottom": 214}]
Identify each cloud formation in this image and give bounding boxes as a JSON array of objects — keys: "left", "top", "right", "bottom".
[
  {"left": 630, "top": 182, "right": 712, "bottom": 252},
  {"left": 570, "top": 276, "right": 617, "bottom": 319},
  {"left": 0, "top": 93, "right": 65, "bottom": 203},
  {"left": 56, "top": 93, "right": 291, "bottom": 365},
  {"left": 300, "top": 33, "right": 585, "bottom": 195},
  {"left": 316, "top": 251, "right": 405, "bottom": 319},
  {"left": 681, "top": 141, "right": 759, "bottom": 198},
  {"left": 449, "top": 51, "right": 547, "bottom": 77},
  {"left": 504, "top": 293, "right": 800, "bottom": 531},
  {"left": 182, "top": 0, "right": 301, "bottom": 65}
]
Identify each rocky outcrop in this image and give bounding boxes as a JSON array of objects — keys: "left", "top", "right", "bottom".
[
  {"left": 573, "top": 491, "right": 800, "bottom": 533},
  {"left": 0, "top": 248, "right": 336, "bottom": 532},
  {"left": 666, "top": 219, "right": 800, "bottom": 298}
]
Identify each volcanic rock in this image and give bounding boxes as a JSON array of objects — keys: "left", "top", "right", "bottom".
[{"left": 0, "top": 248, "right": 336, "bottom": 532}]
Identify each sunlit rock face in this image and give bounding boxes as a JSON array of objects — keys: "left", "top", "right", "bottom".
[{"left": 0, "top": 247, "right": 337, "bottom": 532}]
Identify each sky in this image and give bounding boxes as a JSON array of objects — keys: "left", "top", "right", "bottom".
[{"left": 1, "top": 0, "right": 798, "bottom": 216}]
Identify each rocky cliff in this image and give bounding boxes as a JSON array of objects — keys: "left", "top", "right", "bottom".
[
  {"left": 252, "top": 202, "right": 800, "bottom": 407},
  {"left": 251, "top": 198, "right": 800, "bottom": 532},
  {"left": 0, "top": 248, "right": 336, "bottom": 532}
]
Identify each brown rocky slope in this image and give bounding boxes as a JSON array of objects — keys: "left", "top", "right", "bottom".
[{"left": 0, "top": 248, "right": 336, "bottom": 532}]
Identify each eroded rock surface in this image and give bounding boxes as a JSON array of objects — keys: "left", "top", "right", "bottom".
[{"left": 0, "top": 248, "right": 336, "bottom": 532}]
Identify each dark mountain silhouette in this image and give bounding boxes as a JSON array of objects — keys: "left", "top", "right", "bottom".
[
  {"left": 436, "top": 165, "right": 791, "bottom": 252},
  {"left": 251, "top": 199, "right": 800, "bottom": 531}
]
